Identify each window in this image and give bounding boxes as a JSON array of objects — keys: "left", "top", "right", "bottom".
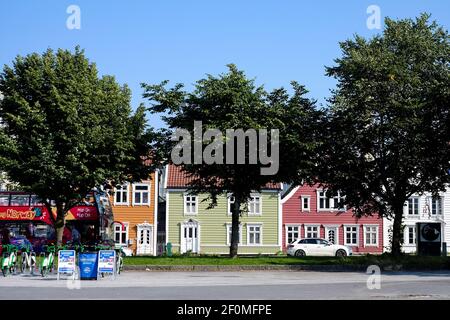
[
  {"left": 364, "top": 226, "right": 378, "bottom": 246},
  {"left": 305, "top": 225, "right": 319, "bottom": 238},
  {"left": 248, "top": 194, "right": 261, "bottom": 215},
  {"left": 184, "top": 195, "right": 198, "bottom": 215},
  {"left": 408, "top": 197, "right": 419, "bottom": 215},
  {"left": 344, "top": 226, "right": 358, "bottom": 245},
  {"left": 247, "top": 224, "right": 262, "bottom": 245},
  {"left": 114, "top": 223, "right": 129, "bottom": 246},
  {"left": 30, "top": 195, "right": 43, "bottom": 205},
  {"left": 318, "top": 191, "right": 331, "bottom": 210},
  {"left": 304, "top": 239, "right": 318, "bottom": 244},
  {"left": 114, "top": 184, "right": 129, "bottom": 205},
  {"left": 318, "top": 190, "right": 345, "bottom": 211},
  {"left": 332, "top": 193, "right": 345, "bottom": 210},
  {"left": 226, "top": 224, "right": 242, "bottom": 245},
  {"left": 0, "top": 194, "right": 9, "bottom": 206},
  {"left": 406, "top": 226, "right": 416, "bottom": 245},
  {"left": 10, "top": 194, "right": 29, "bottom": 206},
  {"left": 132, "top": 184, "right": 150, "bottom": 206},
  {"left": 286, "top": 226, "right": 300, "bottom": 244},
  {"left": 431, "top": 197, "right": 442, "bottom": 215},
  {"left": 227, "top": 194, "right": 235, "bottom": 215},
  {"left": 301, "top": 196, "right": 310, "bottom": 212}
]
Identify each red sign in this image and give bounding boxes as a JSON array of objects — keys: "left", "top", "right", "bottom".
[
  {"left": 65, "top": 206, "right": 98, "bottom": 221},
  {"left": 0, "top": 206, "right": 53, "bottom": 225}
]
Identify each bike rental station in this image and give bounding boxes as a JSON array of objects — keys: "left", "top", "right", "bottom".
[{"left": 0, "top": 190, "right": 124, "bottom": 280}]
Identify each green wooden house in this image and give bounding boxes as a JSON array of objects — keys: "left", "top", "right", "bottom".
[{"left": 163, "top": 165, "right": 282, "bottom": 254}]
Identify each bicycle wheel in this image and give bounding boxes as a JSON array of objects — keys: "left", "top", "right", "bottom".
[
  {"left": 20, "top": 255, "right": 26, "bottom": 273},
  {"left": 118, "top": 258, "right": 123, "bottom": 274},
  {"left": 41, "top": 266, "right": 47, "bottom": 277}
]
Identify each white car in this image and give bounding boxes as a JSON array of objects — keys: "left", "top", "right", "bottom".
[{"left": 286, "top": 238, "right": 352, "bottom": 257}]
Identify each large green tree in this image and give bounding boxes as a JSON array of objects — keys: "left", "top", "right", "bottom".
[
  {"left": 319, "top": 14, "right": 449, "bottom": 255},
  {"left": 143, "top": 65, "right": 321, "bottom": 257},
  {"left": 0, "top": 47, "right": 154, "bottom": 243}
]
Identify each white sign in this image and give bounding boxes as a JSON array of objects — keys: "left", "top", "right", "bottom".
[
  {"left": 98, "top": 250, "right": 116, "bottom": 278},
  {"left": 57, "top": 250, "right": 76, "bottom": 280}
]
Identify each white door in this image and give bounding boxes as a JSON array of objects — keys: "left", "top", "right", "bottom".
[
  {"left": 137, "top": 224, "right": 153, "bottom": 255},
  {"left": 326, "top": 227, "right": 338, "bottom": 244},
  {"left": 182, "top": 222, "right": 199, "bottom": 253}
]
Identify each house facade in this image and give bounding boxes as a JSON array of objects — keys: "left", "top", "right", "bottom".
[
  {"left": 281, "top": 184, "right": 384, "bottom": 254},
  {"left": 111, "top": 171, "right": 159, "bottom": 256},
  {"left": 383, "top": 189, "right": 450, "bottom": 253},
  {"left": 164, "top": 165, "right": 282, "bottom": 255}
]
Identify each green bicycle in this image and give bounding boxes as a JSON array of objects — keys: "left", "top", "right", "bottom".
[
  {"left": 39, "top": 243, "right": 57, "bottom": 277},
  {"left": 1, "top": 244, "right": 18, "bottom": 277}
]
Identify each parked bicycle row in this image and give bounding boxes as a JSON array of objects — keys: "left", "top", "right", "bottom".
[{"left": 1, "top": 242, "right": 124, "bottom": 277}]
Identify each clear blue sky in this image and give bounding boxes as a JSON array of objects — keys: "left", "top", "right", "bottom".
[{"left": 1, "top": 1, "right": 449, "bottom": 128}]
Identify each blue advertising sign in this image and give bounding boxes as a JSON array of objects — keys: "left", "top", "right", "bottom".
[
  {"left": 79, "top": 252, "right": 98, "bottom": 280},
  {"left": 57, "top": 250, "right": 76, "bottom": 274},
  {"left": 98, "top": 250, "right": 116, "bottom": 274}
]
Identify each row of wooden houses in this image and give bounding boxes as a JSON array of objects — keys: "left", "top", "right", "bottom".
[{"left": 111, "top": 164, "right": 449, "bottom": 256}]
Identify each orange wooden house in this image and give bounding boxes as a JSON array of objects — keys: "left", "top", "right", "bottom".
[{"left": 110, "top": 171, "right": 159, "bottom": 256}]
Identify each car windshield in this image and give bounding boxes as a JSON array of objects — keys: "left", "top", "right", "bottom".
[{"left": 317, "top": 239, "right": 329, "bottom": 245}]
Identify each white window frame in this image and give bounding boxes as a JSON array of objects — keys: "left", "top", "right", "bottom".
[
  {"left": 317, "top": 189, "right": 346, "bottom": 211},
  {"left": 363, "top": 225, "right": 379, "bottom": 247},
  {"left": 301, "top": 195, "right": 311, "bottom": 212},
  {"left": 405, "top": 225, "right": 416, "bottom": 245},
  {"left": 114, "top": 222, "right": 129, "bottom": 246},
  {"left": 227, "top": 193, "right": 235, "bottom": 216},
  {"left": 407, "top": 197, "right": 419, "bottom": 215},
  {"left": 184, "top": 194, "right": 198, "bottom": 215},
  {"left": 114, "top": 183, "right": 130, "bottom": 206},
  {"left": 248, "top": 194, "right": 262, "bottom": 216},
  {"left": 304, "top": 224, "right": 319, "bottom": 238},
  {"left": 285, "top": 225, "right": 301, "bottom": 244},
  {"left": 344, "top": 225, "right": 359, "bottom": 246},
  {"left": 132, "top": 183, "right": 151, "bottom": 206},
  {"left": 226, "top": 223, "right": 242, "bottom": 245},
  {"left": 246, "top": 223, "right": 263, "bottom": 246},
  {"left": 431, "top": 196, "right": 442, "bottom": 216}
]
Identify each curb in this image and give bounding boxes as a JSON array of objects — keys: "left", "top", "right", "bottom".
[{"left": 124, "top": 264, "right": 369, "bottom": 272}]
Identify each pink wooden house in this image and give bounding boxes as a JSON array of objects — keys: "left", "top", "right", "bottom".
[{"left": 281, "top": 184, "right": 383, "bottom": 254}]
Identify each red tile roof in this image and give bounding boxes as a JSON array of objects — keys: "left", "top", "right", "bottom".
[{"left": 166, "top": 164, "right": 281, "bottom": 190}]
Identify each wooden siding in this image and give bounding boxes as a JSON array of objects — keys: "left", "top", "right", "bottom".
[
  {"left": 111, "top": 172, "right": 157, "bottom": 255},
  {"left": 282, "top": 184, "right": 383, "bottom": 254},
  {"left": 383, "top": 189, "right": 450, "bottom": 253},
  {"left": 167, "top": 190, "right": 281, "bottom": 254}
]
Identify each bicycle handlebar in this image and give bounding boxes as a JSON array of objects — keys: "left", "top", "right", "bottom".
[
  {"left": 42, "top": 244, "right": 56, "bottom": 253},
  {"left": 0, "top": 244, "right": 19, "bottom": 254}
]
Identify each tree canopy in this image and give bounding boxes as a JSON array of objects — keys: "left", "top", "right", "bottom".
[
  {"left": 0, "top": 47, "right": 154, "bottom": 241},
  {"left": 318, "top": 14, "right": 450, "bottom": 255},
  {"left": 143, "top": 64, "right": 321, "bottom": 256}
]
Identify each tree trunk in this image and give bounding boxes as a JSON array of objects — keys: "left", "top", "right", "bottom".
[
  {"left": 391, "top": 203, "right": 405, "bottom": 256},
  {"left": 55, "top": 202, "right": 66, "bottom": 245},
  {"left": 229, "top": 194, "right": 241, "bottom": 258}
]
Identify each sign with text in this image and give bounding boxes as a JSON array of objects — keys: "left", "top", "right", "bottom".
[
  {"left": 98, "top": 250, "right": 116, "bottom": 274},
  {"left": 58, "top": 250, "right": 76, "bottom": 274}
]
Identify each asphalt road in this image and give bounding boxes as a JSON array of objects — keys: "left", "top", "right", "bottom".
[{"left": 0, "top": 271, "right": 449, "bottom": 300}]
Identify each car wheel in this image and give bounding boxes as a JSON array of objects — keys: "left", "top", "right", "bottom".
[
  {"left": 295, "top": 250, "right": 306, "bottom": 257},
  {"left": 336, "top": 249, "right": 347, "bottom": 257}
]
